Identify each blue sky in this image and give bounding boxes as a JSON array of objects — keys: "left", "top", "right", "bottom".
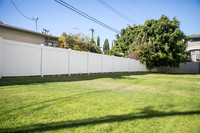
[{"left": 0, "top": 0, "right": 200, "bottom": 48}]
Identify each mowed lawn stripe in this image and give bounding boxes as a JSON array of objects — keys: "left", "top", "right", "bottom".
[{"left": 0, "top": 73, "right": 199, "bottom": 133}]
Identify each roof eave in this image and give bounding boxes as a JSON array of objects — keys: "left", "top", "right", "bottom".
[{"left": 0, "top": 23, "right": 58, "bottom": 39}]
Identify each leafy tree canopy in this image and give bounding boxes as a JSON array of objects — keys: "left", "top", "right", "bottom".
[
  {"left": 113, "top": 15, "right": 189, "bottom": 69},
  {"left": 58, "top": 33, "right": 102, "bottom": 54}
]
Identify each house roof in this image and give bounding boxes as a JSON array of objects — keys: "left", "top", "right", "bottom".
[
  {"left": 0, "top": 23, "right": 59, "bottom": 39},
  {"left": 187, "top": 34, "right": 200, "bottom": 38}
]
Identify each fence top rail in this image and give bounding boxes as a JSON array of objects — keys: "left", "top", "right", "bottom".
[{"left": 2, "top": 38, "right": 138, "bottom": 61}]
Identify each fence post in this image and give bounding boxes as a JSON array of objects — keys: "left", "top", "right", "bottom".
[
  {"left": 68, "top": 49, "right": 71, "bottom": 76},
  {"left": 0, "top": 37, "right": 3, "bottom": 78},
  {"left": 112, "top": 55, "right": 114, "bottom": 73},
  {"left": 121, "top": 57, "right": 123, "bottom": 73},
  {"left": 128, "top": 58, "right": 130, "bottom": 73},
  {"left": 40, "top": 44, "right": 44, "bottom": 77},
  {"left": 87, "top": 51, "right": 89, "bottom": 75},
  {"left": 101, "top": 53, "right": 103, "bottom": 74}
]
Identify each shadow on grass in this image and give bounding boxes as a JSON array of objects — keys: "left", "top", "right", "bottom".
[
  {"left": 3, "top": 89, "right": 110, "bottom": 115},
  {"left": 0, "top": 72, "right": 148, "bottom": 87},
  {"left": 0, "top": 72, "right": 196, "bottom": 87},
  {"left": 1, "top": 107, "right": 200, "bottom": 133}
]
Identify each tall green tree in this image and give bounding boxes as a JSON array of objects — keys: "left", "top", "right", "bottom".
[
  {"left": 113, "top": 15, "right": 189, "bottom": 69},
  {"left": 111, "top": 24, "right": 144, "bottom": 56},
  {"left": 103, "top": 39, "right": 110, "bottom": 53},
  {"left": 97, "top": 36, "right": 100, "bottom": 47}
]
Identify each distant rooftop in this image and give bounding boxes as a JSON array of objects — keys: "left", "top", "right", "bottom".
[
  {"left": 0, "top": 23, "right": 58, "bottom": 39},
  {"left": 187, "top": 34, "right": 200, "bottom": 38}
]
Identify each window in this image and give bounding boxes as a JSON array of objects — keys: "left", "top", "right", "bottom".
[
  {"left": 191, "top": 50, "right": 195, "bottom": 53},
  {"left": 53, "top": 43, "right": 59, "bottom": 47},
  {"left": 45, "top": 42, "right": 53, "bottom": 47},
  {"left": 48, "top": 42, "right": 53, "bottom": 46},
  {"left": 196, "top": 54, "right": 200, "bottom": 61},
  {"left": 45, "top": 42, "right": 59, "bottom": 47},
  {"left": 194, "top": 38, "right": 200, "bottom": 41},
  {"left": 189, "top": 38, "right": 200, "bottom": 42}
]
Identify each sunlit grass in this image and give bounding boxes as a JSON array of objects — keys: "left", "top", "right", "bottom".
[{"left": 0, "top": 73, "right": 200, "bottom": 132}]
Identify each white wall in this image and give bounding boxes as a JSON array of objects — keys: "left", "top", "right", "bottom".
[
  {"left": 0, "top": 38, "right": 153, "bottom": 77},
  {"left": 122, "top": 58, "right": 129, "bottom": 72},
  {"left": 0, "top": 37, "right": 4, "bottom": 78},
  {"left": 113, "top": 56, "right": 121, "bottom": 72},
  {"left": 103, "top": 55, "right": 112, "bottom": 73},
  {"left": 1, "top": 39, "right": 41, "bottom": 77},
  {"left": 186, "top": 41, "right": 200, "bottom": 51},
  {"left": 70, "top": 50, "right": 87, "bottom": 74},
  {"left": 43, "top": 46, "right": 69, "bottom": 75}
]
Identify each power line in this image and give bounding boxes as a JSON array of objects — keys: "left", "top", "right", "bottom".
[
  {"left": 115, "top": 0, "right": 145, "bottom": 21},
  {"left": 54, "top": 0, "right": 120, "bottom": 34},
  {"left": 10, "top": 0, "right": 39, "bottom": 31},
  {"left": 128, "top": 0, "right": 149, "bottom": 19},
  {"left": 10, "top": 0, "right": 34, "bottom": 21},
  {"left": 56, "top": 0, "right": 120, "bottom": 34},
  {"left": 96, "top": 0, "right": 138, "bottom": 24}
]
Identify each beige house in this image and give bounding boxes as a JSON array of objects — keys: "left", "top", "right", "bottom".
[
  {"left": 0, "top": 23, "right": 59, "bottom": 47},
  {"left": 186, "top": 34, "right": 200, "bottom": 62}
]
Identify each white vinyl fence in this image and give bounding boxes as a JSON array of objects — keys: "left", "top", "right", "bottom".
[{"left": 0, "top": 38, "right": 155, "bottom": 78}]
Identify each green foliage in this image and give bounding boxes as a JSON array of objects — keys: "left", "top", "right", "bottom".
[
  {"left": 89, "top": 42, "right": 102, "bottom": 54},
  {"left": 58, "top": 32, "right": 102, "bottom": 54},
  {"left": 103, "top": 39, "right": 110, "bottom": 54},
  {"left": 114, "top": 15, "right": 189, "bottom": 69},
  {"left": 97, "top": 36, "right": 100, "bottom": 47},
  {"left": 114, "top": 25, "right": 143, "bottom": 56}
]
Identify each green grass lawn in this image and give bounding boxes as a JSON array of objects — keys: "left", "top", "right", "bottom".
[{"left": 0, "top": 73, "right": 200, "bottom": 133}]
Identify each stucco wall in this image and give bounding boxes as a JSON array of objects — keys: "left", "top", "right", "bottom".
[
  {"left": 186, "top": 41, "right": 200, "bottom": 51},
  {"left": 0, "top": 27, "right": 45, "bottom": 44}
]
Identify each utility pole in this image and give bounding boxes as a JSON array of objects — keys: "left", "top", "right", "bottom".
[
  {"left": 35, "top": 17, "right": 39, "bottom": 32},
  {"left": 90, "top": 28, "right": 95, "bottom": 42}
]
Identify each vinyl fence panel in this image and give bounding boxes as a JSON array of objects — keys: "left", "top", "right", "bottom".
[
  {"left": 0, "top": 38, "right": 159, "bottom": 78},
  {"left": 43, "top": 46, "right": 69, "bottom": 75},
  {"left": 103, "top": 55, "right": 112, "bottom": 73},
  {"left": 2, "top": 39, "right": 41, "bottom": 76},
  {"left": 113, "top": 56, "right": 121, "bottom": 72},
  {"left": 70, "top": 50, "right": 87, "bottom": 74},
  {"left": 88, "top": 52, "right": 102, "bottom": 73},
  {"left": 122, "top": 58, "right": 129, "bottom": 72}
]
